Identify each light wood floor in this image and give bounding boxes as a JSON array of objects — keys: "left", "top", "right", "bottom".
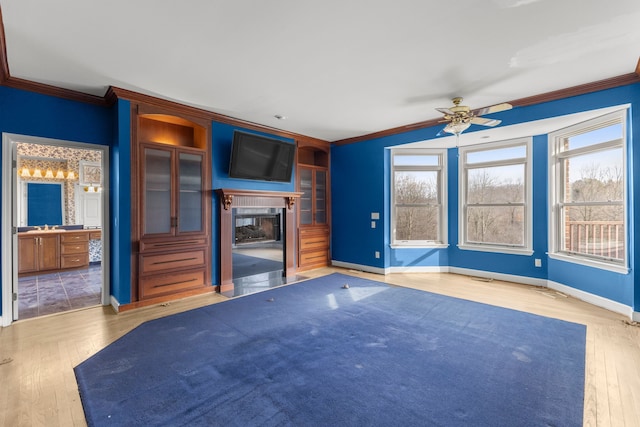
[{"left": 1, "top": 267, "right": 639, "bottom": 427}]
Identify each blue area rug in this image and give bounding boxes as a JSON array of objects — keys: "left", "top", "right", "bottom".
[
  {"left": 232, "top": 252, "right": 283, "bottom": 279},
  {"left": 74, "top": 273, "right": 585, "bottom": 426}
]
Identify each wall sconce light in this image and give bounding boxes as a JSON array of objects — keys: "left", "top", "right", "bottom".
[
  {"left": 18, "top": 164, "right": 77, "bottom": 180},
  {"left": 83, "top": 184, "right": 102, "bottom": 193}
]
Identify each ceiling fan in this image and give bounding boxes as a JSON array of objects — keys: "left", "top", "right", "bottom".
[{"left": 436, "top": 97, "right": 512, "bottom": 136}]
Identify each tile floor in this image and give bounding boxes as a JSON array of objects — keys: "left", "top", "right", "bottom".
[{"left": 18, "top": 264, "right": 102, "bottom": 320}]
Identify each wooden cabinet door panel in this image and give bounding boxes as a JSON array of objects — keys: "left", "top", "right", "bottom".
[
  {"left": 18, "top": 236, "right": 38, "bottom": 274},
  {"left": 140, "top": 249, "right": 206, "bottom": 274},
  {"left": 38, "top": 235, "right": 60, "bottom": 271},
  {"left": 61, "top": 254, "right": 89, "bottom": 269},
  {"left": 140, "top": 269, "right": 206, "bottom": 299},
  {"left": 61, "top": 232, "right": 89, "bottom": 243},
  {"left": 60, "top": 242, "right": 89, "bottom": 255}
]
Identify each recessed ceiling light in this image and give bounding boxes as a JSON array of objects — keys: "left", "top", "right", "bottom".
[{"left": 274, "top": 115, "right": 287, "bottom": 120}]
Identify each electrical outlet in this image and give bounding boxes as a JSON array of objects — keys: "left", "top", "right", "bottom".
[
  {"left": 371, "top": 212, "right": 380, "bottom": 220},
  {"left": 371, "top": 221, "right": 376, "bottom": 229},
  {"left": 534, "top": 258, "right": 542, "bottom": 267},
  {"left": 375, "top": 251, "right": 380, "bottom": 259}
]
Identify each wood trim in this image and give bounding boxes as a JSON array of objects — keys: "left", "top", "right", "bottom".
[
  {"left": 3, "top": 76, "right": 108, "bottom": 105},
  {"left": 332, "top": 118, "right": 442, "bottom": 146},
  {"left": 215, "top": 188, "right": 304, "bottom": 203},
  {"left": 508, "top": 72, "right": 640, "bottom": 108},
  {"left": 107, "top": 86, "right": 331, "bottom": 145},
  {"left": 0, "top": 7, "right": 107, "bottom": 105},
  {"left": 109, "top": 87, "right": 213, "bottom": 122},
  {"left": 0, "top": 6, "right": 9, "bottom": 83}
]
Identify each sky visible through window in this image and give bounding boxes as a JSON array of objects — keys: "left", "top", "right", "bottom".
[{"left": 567, "top": 123, "right": 623, "bottom": 183}]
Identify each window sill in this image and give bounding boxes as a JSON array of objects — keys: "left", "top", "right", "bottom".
[
  {"left": 548, "top": 252, "right": 629, "bottom": 274},
  {"left": 391, "top": 243, "right": 448, "bottom": 249},
  {"left": 457, "top": 244, "right": 533, "bottom": 256}
]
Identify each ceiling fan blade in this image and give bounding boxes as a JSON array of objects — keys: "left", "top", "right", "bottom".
[
  {"left": 436, "top": 107, "right": 455, "bottom": 115},
  {"left": 472, "top": 102, "right": 513, "bottom": 116},
  {"left": 470, "top": 117, "right": 501, "bottom": 127}
]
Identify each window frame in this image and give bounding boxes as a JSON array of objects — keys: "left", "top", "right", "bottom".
[
  {"left": 390, "top": 148, "right": 448, "bottom": 248},
  {"left": 458, "top": 137, "right": 533, "bottom": 255},
  {"left": 548, "top": 109, "right": 628, "bottom": 273}
]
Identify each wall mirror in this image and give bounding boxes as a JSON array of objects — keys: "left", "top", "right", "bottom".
[{"left": 20, "top": 182, "right": 65, "bottom": 226}]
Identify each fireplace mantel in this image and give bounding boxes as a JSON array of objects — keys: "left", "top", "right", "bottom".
[{"left": 215, "top": 189, "right": 303, "bottom": 293}]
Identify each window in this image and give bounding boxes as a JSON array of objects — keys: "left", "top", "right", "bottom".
[
  {"left": 391, "top": 149, "right": 447, "bottom": 246},
  {"left": 549, "top": 110, "right": 627, "bottom": 271},
  {"left": 459, "top": 138, "right": 532, "bottom": 254}
]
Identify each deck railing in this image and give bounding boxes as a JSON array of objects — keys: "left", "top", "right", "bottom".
[{"left": 566, "top": 221, "right": 624, "bottom": 261}]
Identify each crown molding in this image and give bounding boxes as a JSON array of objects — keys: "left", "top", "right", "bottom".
[
  {"left": 106, "top": 86, "right": 329, "bottom": 144},
  {"left": 332, "top": 62, "right": 640, "bottom": 146},
  {"left": 3, "top": 76, "right": 108, "bottom": 106},
  {"left": 0, "top": 6, "right": 9, "bottom": 83}
]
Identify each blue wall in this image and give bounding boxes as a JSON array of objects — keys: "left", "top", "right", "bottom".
[
  {"left": 331, "top": 83, "right": 640, "bottom": 312},
  {"left": 0, "top": 86, "right": 114, "bottom": 317},
  {"left": 110, "top": 99, "right": 132, "bottom": 304}
]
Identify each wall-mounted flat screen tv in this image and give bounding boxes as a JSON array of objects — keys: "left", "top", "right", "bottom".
[{"left": 228, "top": 131, "right": 295, "bottom": 182}]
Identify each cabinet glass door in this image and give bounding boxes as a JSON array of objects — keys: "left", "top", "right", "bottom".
[
  {"left": 315, "top": 170, "right": 327, "bottom": 224},
  {"left": 178, "top": 152, "right": 203, "bottom": 233},
  {"left": 143, "top": 147, "right": 172, "bottom": 235},
  {"left": 300, "top": 168, "right": 313, "bottom": 225}
]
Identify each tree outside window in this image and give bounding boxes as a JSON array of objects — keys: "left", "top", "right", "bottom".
[
  {"left": 460, "top": 139, "right": 531, "bottom": 252},
  {"left": 392, "top": 150, "right": 446, "bottom": 246}
]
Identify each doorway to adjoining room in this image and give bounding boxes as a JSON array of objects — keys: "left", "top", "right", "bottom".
[{"left": 12, "top": 139, "right": 106, "bottom": 321}]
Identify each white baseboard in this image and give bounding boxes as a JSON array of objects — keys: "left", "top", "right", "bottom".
[
  {"left": 389, "top": 265, "right": 450, "bottom": 274},
  {"left": 110, "top": 295, "right": 121, "bottom": 313},
  {"left": 331, "top": 260, "right": 388, "bottom": 275},
  {"left": 331, "top": 260, "right": 634, "bottom": 320},
  {"left": 448, "top": 267, "right": 548, "bottom": 287},
  {"left": 547, "top": 280, "right": 633, "bottom": 319}
]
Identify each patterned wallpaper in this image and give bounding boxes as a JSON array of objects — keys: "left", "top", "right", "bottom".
[{"left": 17, "top": 143, "right": 102, "bottom": 225}]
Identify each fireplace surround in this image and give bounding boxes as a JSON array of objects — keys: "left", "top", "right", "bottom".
[{"left": 215, "top": 189, "right": 302, "bottom": 294}]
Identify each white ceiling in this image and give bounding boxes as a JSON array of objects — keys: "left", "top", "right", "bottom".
[{"left": 2, "top": 0, "right": 639, "bottom": 142}]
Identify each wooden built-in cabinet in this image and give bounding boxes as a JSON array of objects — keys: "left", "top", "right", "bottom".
[
  {"left": 60, "top": 232, "right": 90, "bottom": 269},
  {"left": 18, "top": 230, "right": 92, "bottom": 275},
  {"left": 297, "top": 140, "right": 331, "bottom": 270},
  {"left": 132, "top": 104, "right": 212, "bottom": 303},
  {"left": 18, "top": 233, "right": 60, "bottom": 274}
]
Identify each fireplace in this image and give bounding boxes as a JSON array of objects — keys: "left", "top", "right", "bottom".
[
  {"left": 215, "top": 189, "right": 302, "bottom": 294},
  {"left": 234, "top": 209, "right": 282, "bottom": 245}
]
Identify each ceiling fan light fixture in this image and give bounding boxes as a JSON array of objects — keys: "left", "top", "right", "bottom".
[{"left": 443, "top": 121, "right": 471, "bottom": 135}]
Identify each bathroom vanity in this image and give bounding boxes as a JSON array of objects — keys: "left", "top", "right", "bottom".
[{"left": 18, "top": 229, "right": 101, "bottom": 275}]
